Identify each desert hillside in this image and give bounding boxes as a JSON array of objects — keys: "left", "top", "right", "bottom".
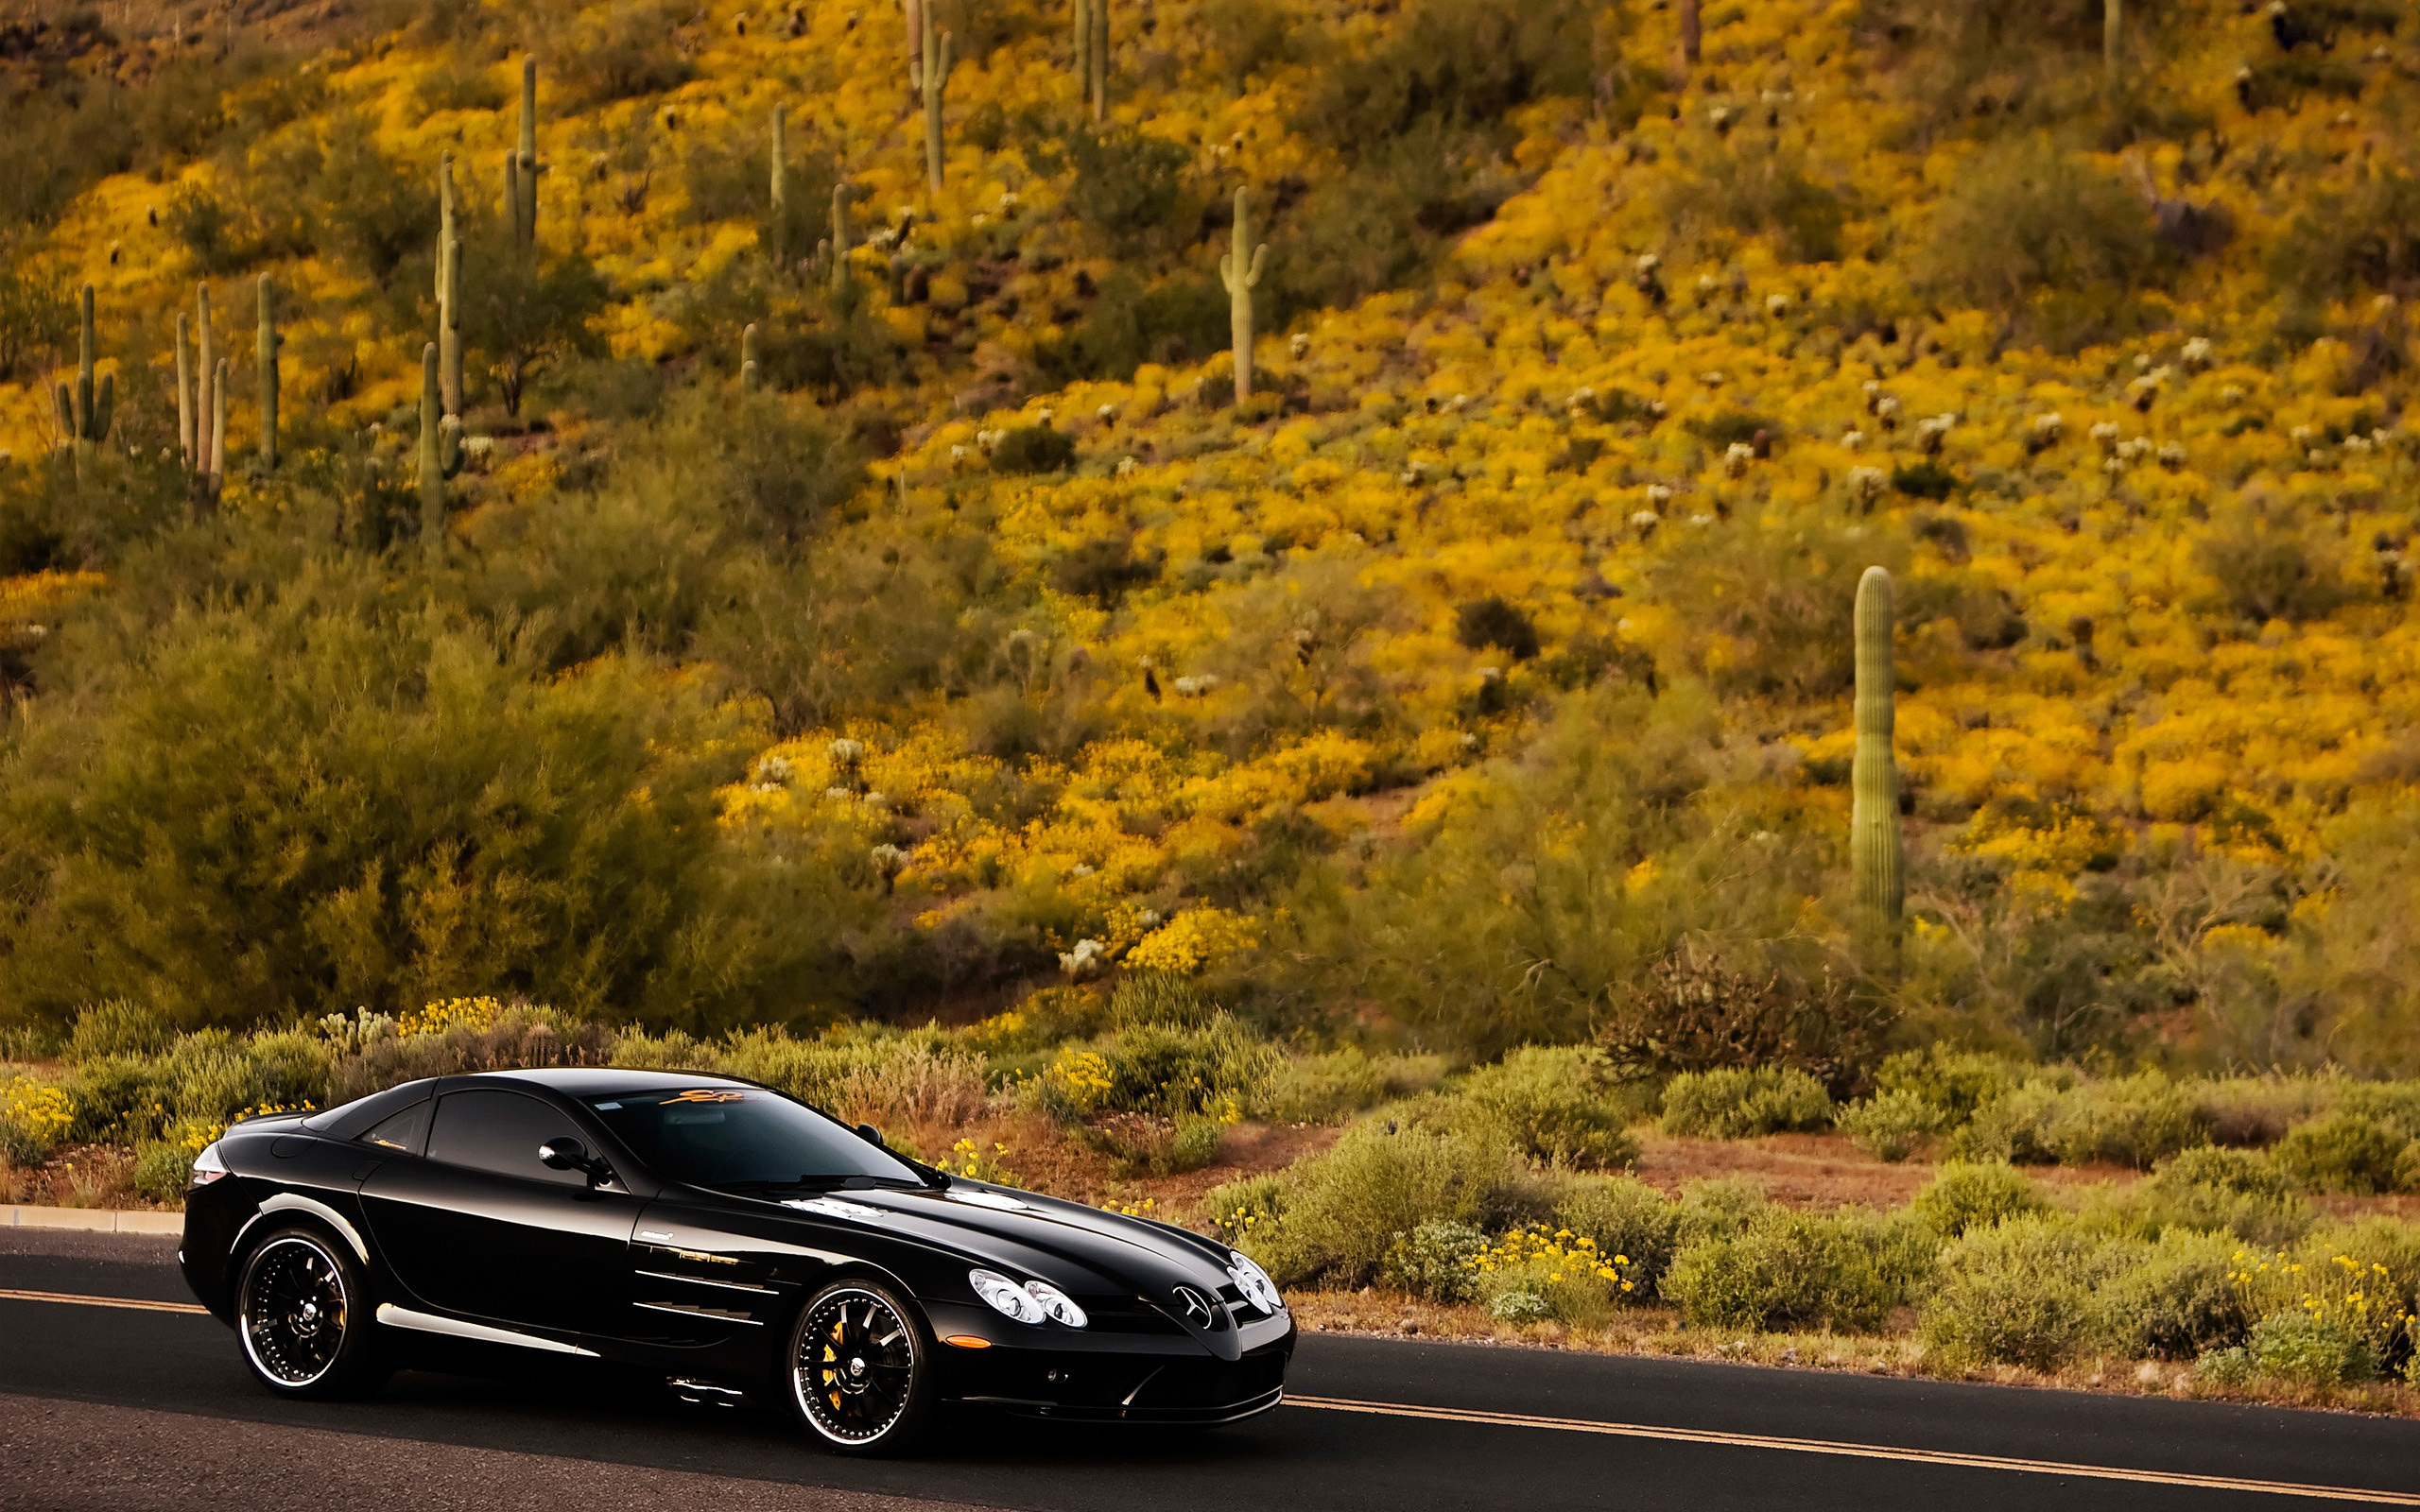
[{"left": 2, "top": 0, "right": 2418, "bottom": 1074}]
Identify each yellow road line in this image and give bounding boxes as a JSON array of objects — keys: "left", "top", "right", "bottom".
[
  {"left": 1286, "top": 1395, "right": 2420, "bottom": 1505},
  {"left": 0, "top": 1287, "right": 210, "bottom": 1316}
]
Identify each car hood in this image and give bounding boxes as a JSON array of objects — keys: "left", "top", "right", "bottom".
[{"left": 783, "top": 1179, "right": 1241, "bottom": 1300}]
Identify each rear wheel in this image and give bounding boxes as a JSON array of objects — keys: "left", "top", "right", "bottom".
[
  {"left": 234, "top": 1226, "right": 387, "bottom": 1399},
  {"left": 786, "top": 1279, "right": 934, "bottom": 1455}
]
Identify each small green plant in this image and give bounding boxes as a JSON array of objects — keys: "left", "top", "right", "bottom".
[
  {"left": 1665, "top": 1210, "right": 1894, "bottom": 1333},
  {"left": 1661, "top": 1067, "right": 1834, "bottom": 1139},
  {"left": 2139, "top": 1146, "right": 2309, "bottom": 1246},
  {"left": 2273, "top": 1113, "right": 2411, "bottom": 1194},
  {"left": 1921, "top": 1215, "right": 2117, "bottom": 1369},
  {"left": 992, "top": 425, "right": 1077, "bottom": 473},
  {"left": 1912, "top": 1160, "right": 2048, "bottom": 1238},
  {"left": 1456, "top": 1046, "right": 1642, "bottom": 1170},
  {"left": 1836, "top": 1089, "right": 1941, "bottom": 1161},
  {"left": 2243, "top": 1309, "right": 2378, "bottom": 1386},
  {"left": 1556, "top": 1177, "right": 1684, "bottom": 1295},
  {"left": 1380, "top": 1218, "right": 1487, "bottom": 1302}
]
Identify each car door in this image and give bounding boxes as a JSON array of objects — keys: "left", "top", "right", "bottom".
[{"left": 358, "top": 1086, "right": 643, "bottom": 1339}]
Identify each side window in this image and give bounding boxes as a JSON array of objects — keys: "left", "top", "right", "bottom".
[
  {"left": 359, "top": 1099, "right": 431, "bottom": 1156},
  {"left": 425, "top": 1090, "right": 588, "bottom": 1185}
]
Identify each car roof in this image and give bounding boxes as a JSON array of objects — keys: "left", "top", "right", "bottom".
[{"left": 476, "top": 1068, "right": 755, "bottom": 1096}]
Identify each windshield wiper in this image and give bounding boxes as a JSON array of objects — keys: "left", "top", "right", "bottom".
[{"left": 720, "top": 1173, "right": 927, "bottom": 1195}]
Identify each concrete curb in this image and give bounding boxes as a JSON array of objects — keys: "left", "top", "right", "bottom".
[{"left": 2, "top": 1205, "right": 183, "bottom": 1236}]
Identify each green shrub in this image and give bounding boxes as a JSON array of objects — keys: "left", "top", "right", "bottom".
[
  {"left": 1955, "top": 1074, "right": 2208, "bottom": 1169},
  {"left": 2274, "top": 1114, "right": 2411, "bottom": 1194},
  {"left": 1674, "top": 1176, "right": 1774, "bottom": 1244},
  {"left": 1664, "top": 1210, "right": 1895, "bottom": 1333},
  {"left": 1380, "top": 1219, "right": 1488, "bottom": 1302},
  {"left": 1918, "top": 137, "right": 2169, "bottom": 352},
  {"left": 1214, "top": 1120, "right": 1532, "bottom": 1288},
  {"left": 1455, "top": 1046, "right": 1643, "bottom": 1170},
  {"left": 1913, "top": 1161, "right": 2050, "bottom": 1238},
  {"left": 1555, "top": 1177, "right": 1684, "bottom": 1295},
  {"left": 131, "top": 1142, "right": 193, "bottom": 1203},
  {"left": 2245, "top": 1310, "right": 2378, "bottom": 1386},
  {"left": 1836, "top": 1090, "right": 1943, "bottom": 1161},
  {"left": 1092, "top": 1016, "right": 1282, "bottom": 1120},
  {"left": 2091, "top": 1229, "right": 2250, "bottom": 1360},
  {"left": 1105, "top": 972, "right": 1218, "bottom": 1031},
  {"left": 2196, "top": 1344, "right": 2256, "bottom": 1386},
  {"left": 1920, "top": 1216, "right": 2119, "bottom": 1369},
  {"left": 1490, "top": 1289, "right": 1554, "bottom": 1323},
  {"left": 2139, "top": 1146, "right": 2309, "bottom": 1246},
  {"left": 993, "top": 426, "right": 1077, "bottom": 474},
  {"left": 1266, "top": 1049, "right": 1449, "bottom": 1124},
  {"left": 1661, "top": 1067, "right": 1834, "bottom": 1139},
  {"left": 68, "top": 1000, "right": 176, "bottom": 1060},
  {"left": 1875, "top": 1047, "right": 2028, "bottom": 1126}
]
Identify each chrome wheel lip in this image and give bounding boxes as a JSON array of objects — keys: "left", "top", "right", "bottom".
[
  {"left": 792, "top": 1286, "right": 920, "bottom": 1446},
  {"left": 239, "top": 1235, "right": 349, "bottom": 1388}
]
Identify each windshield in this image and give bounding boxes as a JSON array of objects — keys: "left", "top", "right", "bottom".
[{"left": 584, "top": 1086, "right": 925, "bottom": 1192}]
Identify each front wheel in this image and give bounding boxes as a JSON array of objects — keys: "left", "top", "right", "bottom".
[
  {"left": 234, "top": 1226, "right": 387, "bottom": 1399},
  {"left": 786, "top": 1278, "right": 935, "bottom": 1455}
]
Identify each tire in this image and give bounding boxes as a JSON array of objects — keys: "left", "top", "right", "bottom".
[
  {"left": 785, "top": 1278, "right": 935, "bottom": 1455},
  {"left": 234, "top": 1225, "right": 388, "bottom": 1400}
]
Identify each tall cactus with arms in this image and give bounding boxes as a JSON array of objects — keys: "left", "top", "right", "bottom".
[
  {"left": 922, "top": 6, "right": 953, "bottom": 192},
  {"left": 419, "top": 342, "right": 462, "bottom": 562},
  {"left": 1219, "top": 187, "right": 1269, "bottom": 405},
  {"left": 54, "top": 283, "right": 113, "bottom": 454},
  {"left": 1851, "top": 566, "right": 1903, "bottom": 926}
]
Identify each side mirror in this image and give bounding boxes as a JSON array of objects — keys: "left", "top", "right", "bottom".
[
  {"left": 540, "top": 1137, "right": 608, "bottom": 1184},
  {"left": 856, "top": 1124, "right": 884, "bottom": 1148}
]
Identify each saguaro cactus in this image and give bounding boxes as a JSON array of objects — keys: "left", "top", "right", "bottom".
[
  {"left": 418, "top": 342, "right": 462, "bottom": 561},
  {"left": 209, "top": 357, "right": 229, "bottom": 486},
  {"left": 2103, "top": 0, "right": 2123, "bottom": 93},
  {"left": 508, "top": 57, "right": 540, "bottom": 246},
  {"left": 1678, "top": 0, "right": 1702, "bottom": 68},
  {"left": 1219, "top": 186, "right": 1270, "bottom": 404},
  {"left": 438, "top": 152, "right": 464, "bottom": 415},
  {"left": 256, "top": 274, "right": 280, "bottom": 471},
  {"left": 907, "top": 0, "right": 925, "bottom": 90},
  {"left": 195, "top": 284, "right": 217, "bottom": 475},
  {"left": 830, "top": 174, "right": 853, "bottom": 296},
  {"left": 176, "top": 312, "right": 195, "bottom": 464},
  {"left": 1851, "top": 566, "right": 1903, "bottom": 927},
  {"left": 769, "top": 104, "right": 790, "bottom": 267},
  {"left": 54, "top": 283, "right": 113, "bottom": 452},
  {"left": 741, "top": 323, "right": 760, "bottom": 389},
  {"left": 923, "top": 5, "right": 952, "bottom": 193},
  {"left": 1072, "top": 0, "right": 1088, "bottom": 83},
  {"left": 1089, "top": 0, "right": 1108, "bottom": 124}
]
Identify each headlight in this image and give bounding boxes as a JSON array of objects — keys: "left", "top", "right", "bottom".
[
  {"left": 1025, "top": 1280, "right": 1088, "bottom": 1329},
  {"left": 970, "top": 1269, "right": 1043, "bottom": 1323},
  {"left": 1228, "top": 1251, "right": 1283, "bottom": 1315},
  {"left": 969, "top": 1268, "right": 1089, "bottom": 1328},
  {"left": 191, "top": 1143, "right": 229, "bottom": 1188}
]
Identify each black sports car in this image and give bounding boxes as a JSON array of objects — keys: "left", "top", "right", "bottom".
[{"left": 179, "top": 1067, "right": 1293, "bottom": 1452}]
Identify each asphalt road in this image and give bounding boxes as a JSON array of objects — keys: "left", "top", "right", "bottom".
[{"left": 6, "top": 1229, "right": 2420, "bottom": 1511}]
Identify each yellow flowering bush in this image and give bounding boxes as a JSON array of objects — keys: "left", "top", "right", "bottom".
[
  {"left": 0, "top": 1078, "right": 76, "bottom": 1160},
  {"left": 1464, "top": 1226, "right": 1644, "bottom": 1324},
  {"left": 1125, "top": 908, "right": 1260, "bottom": 976},
  {"left": 397, "top": 997, "right": 506, "bottom": 1039}
]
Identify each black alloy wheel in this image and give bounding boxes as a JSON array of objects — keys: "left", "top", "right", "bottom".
[
  {"left": 234, "top": 1227, "right": 387, "bottom": 1399},
  {"left": 787, "top": 1279, "right": 934, "bottom": 1454}
]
